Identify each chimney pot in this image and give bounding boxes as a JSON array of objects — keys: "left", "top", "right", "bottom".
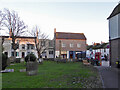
[{"left": 54, "top": 28, "right": 56, "bottom": 33}]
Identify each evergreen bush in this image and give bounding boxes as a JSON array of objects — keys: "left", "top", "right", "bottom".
[{"left": 25, "top": 53, "right": 36, "bottom": 62}]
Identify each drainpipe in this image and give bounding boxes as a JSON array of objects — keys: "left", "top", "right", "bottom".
[{"left": 109, "top": 37, "right": 111, "bottom": 67}]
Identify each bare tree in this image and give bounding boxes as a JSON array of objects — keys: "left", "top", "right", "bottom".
[
  {"left": 30, "top": 26, "right": 49, "bottom": 62},
  {"left": 0, "top": 10, "right": 5, "bottom": 30},
  {"left": 3, "top": 8, "right": 27, "bottom": 61}
]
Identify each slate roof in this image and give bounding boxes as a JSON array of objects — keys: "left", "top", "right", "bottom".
[
  {"left": 107, "top": 3, "right": 120, "bottom": 19},
  {"left": 87, "top": 43, "right": 109, "bottom": 50},
  {"left": 55, "top": 32, "right": 86, "bottom": 40}
]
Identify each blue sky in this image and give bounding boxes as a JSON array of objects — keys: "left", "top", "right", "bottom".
[{"left": 0, "top": 0, "right": 119, "bottom": 44}]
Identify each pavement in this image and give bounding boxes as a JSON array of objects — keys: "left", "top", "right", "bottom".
[{"left": 95, "top": 60, "right": 120, "bottom": 89}]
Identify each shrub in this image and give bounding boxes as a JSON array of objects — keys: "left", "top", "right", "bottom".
[
  {"left": 25, "top": 53, "right": 36, "bottom": 62},
  {"left": 2, "top": 53, "right": 8, "bottom": 70}
]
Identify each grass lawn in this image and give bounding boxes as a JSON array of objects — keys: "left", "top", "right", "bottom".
[{"left": 2, "top": 61, "right": 102, "bottom": 88}]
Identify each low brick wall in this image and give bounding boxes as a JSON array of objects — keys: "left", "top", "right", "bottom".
[{"left": 55, "top": 58, "right": 82, "bottom": 63}]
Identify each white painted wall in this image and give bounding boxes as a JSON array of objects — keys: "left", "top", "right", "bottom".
[
  {"left": 67, "top": 51, "right": 69, "bottom": 59},
  {"left": 3, "top": 41, "right": 53, "bottom": 59},
  {"left": 55, "top": 51, "right": 59, "bottom": 58},
  {"left": 87, "top": 48, "right": 109, "bottom": 58}
]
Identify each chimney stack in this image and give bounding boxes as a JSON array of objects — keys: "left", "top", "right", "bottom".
[{"left": 54, "top": 28, "right": 56, "bottom": 33}]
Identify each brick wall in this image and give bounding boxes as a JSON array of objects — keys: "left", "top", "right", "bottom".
[
  {"left": 110, "top": 38, "right": 120, "bottom": 67},
  {"left": 55, "top": 39, "right": 86, "bottom": 51}
]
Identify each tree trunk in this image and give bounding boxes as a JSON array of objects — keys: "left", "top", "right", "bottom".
[
  {"left": 37, "top": 50, "right": 43, "bottom": 64},
  {"left": 38, "top": 50, "right": 41, "bottom": 59}
]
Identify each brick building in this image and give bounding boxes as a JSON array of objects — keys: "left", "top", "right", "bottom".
[
  {"left": 107, "top": 3, "right": 120, "bottom": 67},
  {"left": 54, "top": 28, "right": 87, "bottom": 59}
]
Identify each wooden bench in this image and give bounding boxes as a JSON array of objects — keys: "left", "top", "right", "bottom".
[{"left": 83, "top": 60, "right": 90, "bottom": 65}]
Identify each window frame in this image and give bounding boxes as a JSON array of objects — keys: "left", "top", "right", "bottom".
[
  {"left": 62, "top": 43, "right": 66, "bottom": 47},
  {"left": 22, "top": 44, "right": 25, "bottom": 49},
  {"left": 77, "top": 43, "right": 81, "bottom": 48},
  {"left": 49, "top": 51, "right": 53, "bottom": 54},
  {"left": 70, "top": 43, "right": 74, "bottom": 48}
]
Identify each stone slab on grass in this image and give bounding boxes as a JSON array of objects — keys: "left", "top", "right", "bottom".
[
  {"left": 1, "top": 69, "right": 14, "bottom": 73},
  {"left": 19, "top": 69, "right": 26, "bottom": 72},
  {"left": 10, "top": 64, "right": 15, "bottom": 65}
]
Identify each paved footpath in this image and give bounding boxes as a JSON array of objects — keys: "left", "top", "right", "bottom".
[{"left": 95, "top": 64, "right": 120, "bottom": 89}]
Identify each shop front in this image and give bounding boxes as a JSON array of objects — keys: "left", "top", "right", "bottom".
[{"left": 61, "top": 51, "right": 67, "bottom": 59}]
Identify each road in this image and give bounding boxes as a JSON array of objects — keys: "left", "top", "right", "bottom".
[{"left": 95, "top": 61, "right": 120, "bottom": 89}]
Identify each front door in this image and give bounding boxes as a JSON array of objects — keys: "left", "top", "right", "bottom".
[
  {"left": 5, "top": 52, "right": 8, "bottom": 57},
  {"left": 22, "top": 52, "right": 25, "bottom": 58}
]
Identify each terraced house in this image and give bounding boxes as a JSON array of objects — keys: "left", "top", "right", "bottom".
[
  {"left": 54, "top": 28, "right": 87, "bottom": 59},
  {"left": 0, "top": 36, "right": 54, "bottom": 59}
]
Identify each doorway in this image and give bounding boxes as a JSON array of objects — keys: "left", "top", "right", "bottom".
[
  {"left": 4, "top": 52, "right": 8, "bottom": 57},
  {"left": 22, "top": 52, "right": 25, "bottom": 58}
]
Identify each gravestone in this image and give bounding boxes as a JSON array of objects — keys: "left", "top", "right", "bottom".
[
  {"left": 7, "top": 58, "right": 10, "bottom": 67},
  {"left": 20, "top": 69, "right": 26, "bottom": 72},
  {"left": 26, "top": 61, "right": 38, "bottom": 76}
]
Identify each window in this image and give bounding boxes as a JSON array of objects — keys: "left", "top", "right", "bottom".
[
  {"left": 17, "top": 44, "right": 19, "bottom": 49},
  {"left": 31, "top": 44, "right": 34, "bottom": 49},
  {"left": 42, "top": 51, "right": 46, "bottom": 54},
  {"left": 104, "top": 49, "right": 106, "bottom": 52},
  {"left": 49, "top": 41, "right": 52, "bottom": 47},
  {"left": 16, "top": 52, "right": 19, "bottom": 57},
  {"left": 11, "top": 52, "right": 19, "bottom": 57},
  {"left": 11, "top": 52, "right": 14, "bottom": 56},
  {"left": 49, "top": 51, "right": 53, "bottom": 54},
  {"left": 27, "top": 44, "right": 34, "bottom": 50},
  {"left": 27, "top": 52, "right": 30, "bottom": 55},
  {"left": 77, "top": 43, "right": 81, "bottom": 48},
  {"left": 16, "top": 40, "right": 19, "bottom": 49},
  {"left": 22, "top": 44, "right": 25, "bottom": 49},
  {"left": 27, "top": 44, "right": 30, "bottom": 50},
  {"left": 41, "top": 41, "right": 45, "bottom": 46},
  {"left": 62, "top": 43, "right": 66, "bottom": 47},
  {"left": 70, "top": 43, "right": 74, "bottom": 47}
]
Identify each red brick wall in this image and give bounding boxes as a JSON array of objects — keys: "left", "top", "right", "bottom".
[{"left": 55, "top": 39, "right": 86, "bottom": 51}]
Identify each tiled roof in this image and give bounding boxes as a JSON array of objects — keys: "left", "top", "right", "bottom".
[
  {"left": 107, "top": 3, "right": 120, "bottom": 19},
  {"left": 55, "top": 32, "right": 86, "bottom": 40}
]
